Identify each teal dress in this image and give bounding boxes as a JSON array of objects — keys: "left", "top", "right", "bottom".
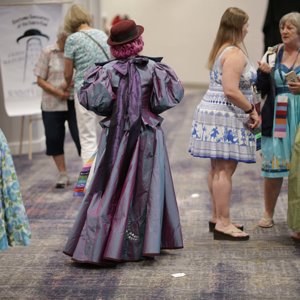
[
  {"left": 0, "top": 129, "right": 31, "bottom": 250},
  {"left": 261, "top": 64, "right": 300, "bottom": 178}
]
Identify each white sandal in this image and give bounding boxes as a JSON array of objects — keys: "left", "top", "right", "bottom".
[{"left": 258, "top": 217, "right": 274, "bottom": 228}]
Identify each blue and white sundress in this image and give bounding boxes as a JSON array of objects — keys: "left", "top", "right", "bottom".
[{"left": 189, "top": 46, "right": 257, "bottom": 163}]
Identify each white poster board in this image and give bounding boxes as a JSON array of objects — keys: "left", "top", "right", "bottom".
[{"left": 0, "top": 4, "right": 63, "bottom": 116}]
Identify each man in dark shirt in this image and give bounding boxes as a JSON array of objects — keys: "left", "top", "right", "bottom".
[{"left": 263, "top": 0, "right": 300, "bottom": 52}]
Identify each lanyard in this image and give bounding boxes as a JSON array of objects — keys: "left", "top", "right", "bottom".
[{"left": 277, "top": 46, "right": 300, "bottom": 84}]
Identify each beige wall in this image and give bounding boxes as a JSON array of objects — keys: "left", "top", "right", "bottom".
[
  {"left": 102, "top": 0, "right": 268, "bottom": 86},
  {"left": 1, "top": 0, "right": 269, "bottom": 152}
]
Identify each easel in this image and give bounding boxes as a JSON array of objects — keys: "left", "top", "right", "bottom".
[{"left": 19, "top": 115, "right": 41, "bottom": 160}]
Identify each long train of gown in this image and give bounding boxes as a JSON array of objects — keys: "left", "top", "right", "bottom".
[{"left": 63, "top": 56, "right": 184, "bottom": 265}]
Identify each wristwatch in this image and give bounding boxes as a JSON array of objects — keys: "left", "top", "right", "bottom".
[{"left": 245, "top": 104, "right": 255, "bottom": 114}]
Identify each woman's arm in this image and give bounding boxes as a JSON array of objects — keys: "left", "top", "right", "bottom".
[
  {"left": 222, "top": 48, "right": 253, "bottom": 111},
  {"left": 37, "top": 76, "right": 70, "bottom": 100},
  {"left": 222, "top": 48, "right": 260, "bottom": 128},
  {"left": 288, "top": 79, "right": 300, "bottom": 94},
  {"left": 256, "top": 47, "right": 278, "bottom": 97},
  {"left": 64, "top": 58, "right": 74, "bottom": 88}
]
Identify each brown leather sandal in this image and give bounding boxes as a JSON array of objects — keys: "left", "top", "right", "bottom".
[
  {"left": 213, "top": 228, "right": 249, "bottom": 241},
  {"left": 209, "top": 221, "right": 243, "bottom": 232}
]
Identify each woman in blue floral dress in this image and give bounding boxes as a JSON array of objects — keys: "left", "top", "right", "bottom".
[
  {"left": 189, "top": 7, "right": 260, "bottom": 241},
  {"left": 0, "top": 129, "right": 31, "bottom": 250}
]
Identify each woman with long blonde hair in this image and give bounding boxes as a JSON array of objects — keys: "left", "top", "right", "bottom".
[{"left": 189, "top": 7, "right": 260, "bottom": 241}]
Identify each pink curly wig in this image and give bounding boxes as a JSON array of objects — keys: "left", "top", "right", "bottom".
[{"left": 110, "top": 36, "right": 144, "bottom": 59}]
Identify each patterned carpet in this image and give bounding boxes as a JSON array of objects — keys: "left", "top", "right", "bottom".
[{"left": 1, "top": 90, "right": 300, "bottom": 300}]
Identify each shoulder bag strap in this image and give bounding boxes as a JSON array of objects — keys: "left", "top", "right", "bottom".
[{"left": 81, "top": 31, "right": 110, "bottom": 60}]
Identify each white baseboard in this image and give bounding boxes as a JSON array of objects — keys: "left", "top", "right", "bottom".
[{"left": 9, "top": 136, "right": 46, "bottom": 156}]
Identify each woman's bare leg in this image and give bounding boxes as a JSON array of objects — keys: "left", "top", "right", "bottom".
[
  {"left": 53, "top": 154, "right": 67, "bottom": 173},
  {"left": 208, "top": 162, "right": 217, "bottom": 223},
  {"left": 258, "top": 177, "right": 283, "bottom": 227},
  {"left": 211, "top": 158, "right": 248, "bottom": 237},
  {"left": 263, "top": 177, "right": 283, "bottom": 218}
]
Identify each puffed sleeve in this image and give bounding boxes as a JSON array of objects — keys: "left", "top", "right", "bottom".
[
  {"left": 151, "top": 63, "right": 184, "bottom": 114},
  {"left": 79, "top": 65, "right": 116, "bottom": 116}
]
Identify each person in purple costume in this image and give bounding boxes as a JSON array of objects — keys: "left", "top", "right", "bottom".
[{"left": 63, "top": 19, "right": 184, "bottom": 266}]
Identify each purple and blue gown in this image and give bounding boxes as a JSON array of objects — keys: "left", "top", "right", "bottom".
[{"left": 63, "top": 56, "right": 184, "bottom": 265}]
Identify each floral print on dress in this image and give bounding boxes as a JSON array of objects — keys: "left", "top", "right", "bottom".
[
  {"left": 189, "top": 46, "right": 257, "bottom": 162},
  {"left": 64, "top": 29, "right": 109, "bottom": 92},
  {"left": 0, "top": 129, "right": 31, "bottom": 250}
]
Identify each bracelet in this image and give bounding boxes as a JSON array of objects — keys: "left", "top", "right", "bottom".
[{"left": 244, "top": 104, "right": 255, "bottom": 114}]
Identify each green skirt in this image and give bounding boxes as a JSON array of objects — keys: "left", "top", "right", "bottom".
[{"left": 288, "top": 125, "right": 300, "bottom": 231}]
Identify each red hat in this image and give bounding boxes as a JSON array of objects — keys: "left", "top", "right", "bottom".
[
  {"left": 111, "top": 15, "right": 122, "bottom": 26},
  {"left": 107, "top": 19, "right": 144, "bottom": 46}
]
